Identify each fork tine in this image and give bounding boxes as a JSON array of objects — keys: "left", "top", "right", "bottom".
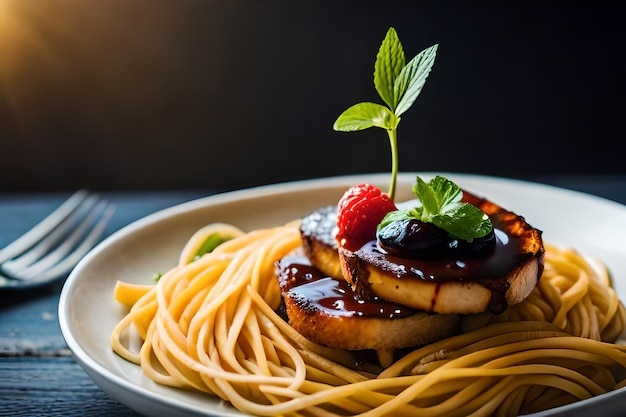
[
  {"left": 0, "top": 190, "right": 90, "bottom": 264},
  {"left": 36, "top": 202, "right": 115, "bottom": 282},
  {"left": 8, "top": 200, "right": 115, "bottom": 283},
  {"left": 4, "top": 194, "right": 103, "bottom": 272}
]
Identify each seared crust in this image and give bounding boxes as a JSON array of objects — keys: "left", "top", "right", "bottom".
[
  {"left": 283, "top": 292, "right": 460, "bottom": 367},
  {"left": 282, "top": 301, "right": 459, "bottom": 352},
  {"left": 277, "top": 253, "right": 460, "bottom": 366},
  {"left": 288, "top": 190, "right": 543, "bottom": 365},
  {"left": 339, "top": 246, "right": 541, "bottom": 314},
  {"left": 339, "top": 190, "right": 545, "bottom": 315}
]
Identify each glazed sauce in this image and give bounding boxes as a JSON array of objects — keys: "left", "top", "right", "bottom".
[
  {"left": 353, "top": 230, "right": 519, "bottom": 313},
  {"left": 339, "top": 190, "right": 544, "bottom": 314},
  {"left": 355, "top": 228, "right": 519, "bottom": 283},
  {"left": 277, "top": 255, "right": 415, "bottom": 319}
]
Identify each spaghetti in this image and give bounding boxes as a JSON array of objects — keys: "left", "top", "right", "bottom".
[{"left": 111, "top": 221, "right": 626, "bottom": 417}]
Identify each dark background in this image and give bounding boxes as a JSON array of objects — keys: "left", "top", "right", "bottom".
[{"left": 1, "top": 1, "right": 624, "bottom": 192}]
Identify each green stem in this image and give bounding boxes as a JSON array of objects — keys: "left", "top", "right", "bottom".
[{"left": 387, "top": 128, "right": 398, "bottom": 201}]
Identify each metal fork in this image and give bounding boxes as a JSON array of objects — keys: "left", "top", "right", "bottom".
[{"left": 0, "top": 190, "right": 115, "bottom": 289}]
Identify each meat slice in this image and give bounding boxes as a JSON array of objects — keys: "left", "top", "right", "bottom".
[{"left": 277, "top": 253, "right": 460, "bottom": 367}]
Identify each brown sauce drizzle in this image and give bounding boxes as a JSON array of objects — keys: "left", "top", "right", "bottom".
[
  {"left": 277, "top": 255, "right": 416, "bottom": 319},
  {"left": 338, "top": 189, "right": 543, "bottom": 315},
  {"left": 296, "top": 188, "right": 543, "bottom": 315},
  {"left": 352, "top": 229, "right": 529, "bottom": 314},
  {"left": 354, "top": 227, "right": 525, "bottom": 283}
]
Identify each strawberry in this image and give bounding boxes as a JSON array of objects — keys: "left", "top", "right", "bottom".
[{"left": 336, "top": 183, "right": 397, "bottom": 247}]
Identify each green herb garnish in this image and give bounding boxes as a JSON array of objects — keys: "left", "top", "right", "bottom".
[
  {"left": 193, "top": 233, "right": 232, "bottom": 261},
  {"left": 152, "top": 233, "right": 233, "bottom": 282},
  {"left": 378, "top": 175, "right": 493, "bottom": 242},
  {"left": 333, "top": 27, "right": 437, "bottom": 201}
]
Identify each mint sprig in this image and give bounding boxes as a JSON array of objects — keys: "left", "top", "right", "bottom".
[
  {"left": 333, "top": 27, "right": 438, "bottom": 201},
  {"left": 378, "top": 176, "right": 493, "bottom": 242}
]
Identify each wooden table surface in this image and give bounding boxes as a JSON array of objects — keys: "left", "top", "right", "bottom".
[{"left": 1, "top": 176, "right": 625, "bottom": 416}]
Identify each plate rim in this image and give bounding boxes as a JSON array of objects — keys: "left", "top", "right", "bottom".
[{"left": 59, "top": 172, "right": 626, "bottom": 417}]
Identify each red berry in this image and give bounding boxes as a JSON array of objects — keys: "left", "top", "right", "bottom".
[{"left": 336, "top": 184, "right": 397, "bottom": 247}]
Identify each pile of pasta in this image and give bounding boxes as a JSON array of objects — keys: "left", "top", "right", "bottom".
[{"left": 111, "top": 221, "right": 626, "bottom": 417}]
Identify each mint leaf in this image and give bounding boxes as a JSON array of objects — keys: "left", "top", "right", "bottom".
[
  {"left": 390, "top": 175, "right": 492, "bottom": 242},
  {"left": 374, "top": 27, "right": 405, "bottom": 110},
  {"left": 333, "top": 102, "right": 399, "bottom": 131},
  {"left": 394, "top": 44, "right": 438, "bottom": 116},
  {"left": 333, "top": 27, "right": 437, "bottom": 202},
  {"left": 429, "top": 175, "right": 462, "bottom": 207},
  {"left": 412, "top": 176, "right": 441, "bottom": 221},
  {"left": 413, "top": 175, "right": 463, "bottom": 222},
  {"left": 431, "top": 204, "right": 493, "bottom": 242}
]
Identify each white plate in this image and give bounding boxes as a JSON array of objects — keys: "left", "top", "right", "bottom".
[{"left": 59, "top": 173, "right": 626, "bottom": 417}]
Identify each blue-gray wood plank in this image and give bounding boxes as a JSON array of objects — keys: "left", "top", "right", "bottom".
[
  {"left": 0, "top": 191, "right": 206, "bottom": 417},
  {"left": 0, "top": 177, "right": 623, "bottom": 416}
]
